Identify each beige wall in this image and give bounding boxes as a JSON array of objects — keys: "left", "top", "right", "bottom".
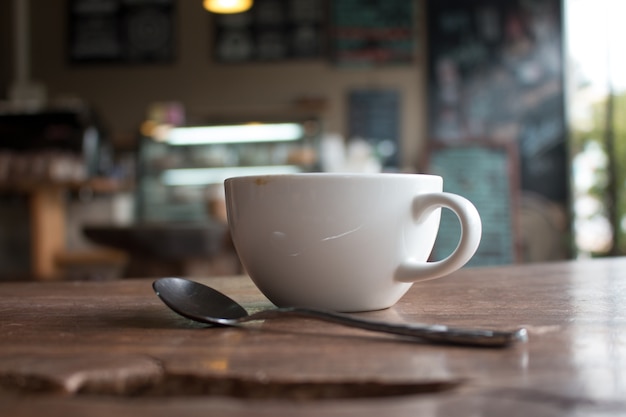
[{"left": 3, "top": 1, "right": 427, "bottom": 171}]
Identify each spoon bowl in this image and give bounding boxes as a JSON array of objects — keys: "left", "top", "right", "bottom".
[{"left": 152, "top": 277, "right": 527, "bottom": 348}]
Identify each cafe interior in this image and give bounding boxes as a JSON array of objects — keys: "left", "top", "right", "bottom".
[
  {"left": 4, "top": 1, "right": 626, "bottom": 416},
  {"left": 0, "top": 0, "right": 620, "bottom": 282}
]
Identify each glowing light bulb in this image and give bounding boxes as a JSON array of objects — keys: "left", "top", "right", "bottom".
[{"left": 203, "top": 0, "right": 253, "bottom": 14}]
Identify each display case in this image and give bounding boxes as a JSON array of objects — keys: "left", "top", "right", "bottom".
[{"left": 136, "top": 119, "right": 321, "bottom": 223}]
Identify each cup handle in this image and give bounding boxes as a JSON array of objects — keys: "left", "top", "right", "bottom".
[{"left": 395, "top": 192, "right": 482, "bottom": 283}]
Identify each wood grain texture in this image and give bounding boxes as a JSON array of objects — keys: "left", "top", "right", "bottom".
[
  {"left": 29, "top": 186, "right": 65, "bottom": 279},
  {"left": 1, "top": 258, "right": 626, "bottom": 416}
]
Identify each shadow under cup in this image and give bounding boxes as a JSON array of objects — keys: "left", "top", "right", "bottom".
[{"left": 224, "top": 173, "right": 482, "bottom": 312}]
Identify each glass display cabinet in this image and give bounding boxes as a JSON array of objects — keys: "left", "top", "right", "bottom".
[{"left": 136, "top": 118, "right": 321, "bottom": 223}]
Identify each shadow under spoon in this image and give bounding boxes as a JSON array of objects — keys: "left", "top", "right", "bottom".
[{"left": 152, "top": 277, "right": 528, "bottom": 348}]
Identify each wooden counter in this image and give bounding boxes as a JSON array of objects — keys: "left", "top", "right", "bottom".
[{"left": 1, "top": 258, "right": 626, "bottom": 416}]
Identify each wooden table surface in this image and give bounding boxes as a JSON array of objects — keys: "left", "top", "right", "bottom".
[{"left": 1, "top": 257, "right": 626, "bottom": 416}]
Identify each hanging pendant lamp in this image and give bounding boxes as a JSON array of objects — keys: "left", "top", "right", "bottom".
[{"left": 203, "top": 0, "right": 253, "bottom": 14}]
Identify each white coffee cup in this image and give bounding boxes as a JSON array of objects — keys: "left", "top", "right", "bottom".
[{"left": 224, "top": 173, "right": 481, "bottom": 312}]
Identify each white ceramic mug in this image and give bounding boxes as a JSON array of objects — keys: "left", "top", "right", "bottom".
[{"left": 224, "top": 173, "right": 482, "bottom": 312}]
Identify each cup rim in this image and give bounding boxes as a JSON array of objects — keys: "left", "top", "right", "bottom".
[{"left": 224, "top": 172, "right": 443, "bottom": 183}]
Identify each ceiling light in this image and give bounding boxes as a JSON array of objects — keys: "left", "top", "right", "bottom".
[
  {"left": 203, "top": 0, "right": 253, "bottom": 14},
  {"left": 166, "top": 123, "right": 304, "bottom": 145}
]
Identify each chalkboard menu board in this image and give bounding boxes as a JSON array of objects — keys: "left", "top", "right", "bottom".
[
  {"left": 426, "top": 0, "right": 566, "bottom": 204},
  {"left": 330, "top": 0, "right": 415, "bottom": 66},
  {"left": 68, "top": 0, "right": 175, "bottom": 64},
  {"left": 427, "top": 142, "right": 521, "bottom": 266},
  {"left": 347, "top": 89, "right": 400, "bottom": 169},
  {"left": 212, "top": 0, "right": 326, "bottom": 62}
]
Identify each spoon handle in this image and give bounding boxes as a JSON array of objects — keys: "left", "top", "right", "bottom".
[{"left": 244, "top": 307, "right": 528, "bottom": 348}]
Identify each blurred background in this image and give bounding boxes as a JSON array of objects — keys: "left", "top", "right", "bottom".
[{"left": 0, "top": 0, "right": 621, "bottom": 281}]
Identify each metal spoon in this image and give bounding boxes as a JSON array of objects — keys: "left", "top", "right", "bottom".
[{"left": 152, "top": 277, "right": 528, "bottom": 348}]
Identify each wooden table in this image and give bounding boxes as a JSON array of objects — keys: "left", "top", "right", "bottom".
[
  {"left": 1, "top": 258, "right": 625, "bottom": 416},
  {"left": 1, "top": 178, "right": 129, "bottom": 280}
]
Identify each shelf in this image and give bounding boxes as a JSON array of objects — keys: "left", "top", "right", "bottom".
[
  {"left": 137, "top": 119, "right": 319, "bottom": 223},
  {"left": 161, "top": 165, "right": 302, "bottom": 186}
]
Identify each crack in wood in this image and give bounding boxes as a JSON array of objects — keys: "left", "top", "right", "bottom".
[{"left": 136, "top": 374, "right": 465, "bottom": 400}]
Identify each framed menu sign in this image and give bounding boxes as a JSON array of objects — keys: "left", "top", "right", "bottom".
[
  {"left": 425, "top": 0, "right": 570, "bottom": 262},
  {"left": 426, "top": 141, "right": 521, "bottom": 266},
  {"left": 68, "top": 0, "right": 175, "bottom": 64},
  {"left": 347, "top": 89, "right": 401, "bottom": 169},
  {"left": 426, "top": 0, "right": 566, "bottom": 202},
  {"left": 212, "top": 0, "right": 326, "bottom": 62},
  {"left": 330, "top": 0, "right": 416, "bottom": 66}
]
